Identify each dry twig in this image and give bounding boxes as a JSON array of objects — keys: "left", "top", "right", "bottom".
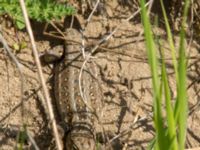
[
  {"left": 0, "top": 32, "right": 26, "bottom": 128},
  {"left": 26, "top": 130, "right": 40, "bottom": 150},
  {"left": 78, "top": 0, "right": 153, "bottom": 109},
  {"left": 19, "top": 0, "right": 62, "bottom": 149}
]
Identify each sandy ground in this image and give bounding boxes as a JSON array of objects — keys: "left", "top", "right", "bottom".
[{"left": 0, "top": 1, "right": 200, "bottom": 149}]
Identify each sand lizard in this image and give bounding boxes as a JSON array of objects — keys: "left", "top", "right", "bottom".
[{"left": 54, "top": 28, "right": 97, "bottom": 150}]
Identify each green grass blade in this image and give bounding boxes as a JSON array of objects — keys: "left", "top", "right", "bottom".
[
  {"left": 140, "top": 0, "right": 166, "bottom": 149},
  {"left": 147, "top": 137, "right": 156, "bottom": 150},
  {"left": 160, "top": 46, "right": 178, "bottom": 150},
  {"left": 160, "top": 0, "right": 189, "bottom": 149},
  {"left": 177, "top": 28, "right": 188, "bottom": 150},
  {"left": 159, "top": 0, "right": 179, "bottom": 86},
  {"left": 176, "top": 1, "right": 190, "bottom": 149}
]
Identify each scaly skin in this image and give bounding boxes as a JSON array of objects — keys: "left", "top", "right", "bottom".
[{"left": 54, "top": 28, "right": 96, "bottom": 150}]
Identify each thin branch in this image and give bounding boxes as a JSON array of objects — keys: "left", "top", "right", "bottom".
[
  {"left": 78, "top": 59, "right": 94, "bottom": 112},
  {"left": 86, "top": 0, "right": 100, "bottom": 27},
  {"left": 89, "top": 0, "right": 153, "bottom": 56},
  {"left": 50, "top": 21, "right": 66, "bottom": 38},
  {"left": 0, "top": 75, "right": 53, "bottom": 123},
  {"left": 0, "top": 32, "right": 25, "bottom": 123},
  {"left": 78, "top": 0, "right": 153, "bottom": 128},
  {"left": 18, "top": 0, "right": 62, "bottom": 150},
  {"left": 80, "top": 29, "right": 86, "bottom": 58},
  {"left": 109, "top": 112, "right": 153, "bottom": 143},
  {"left": 26, "top": 130, "right": 40, "bottom": 150}
]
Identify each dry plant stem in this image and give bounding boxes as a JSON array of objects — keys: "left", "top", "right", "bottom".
[
  {"left": 43, "top": 24, "right": 66, "bottom": 41},
  {"left": 70, "top": 15, "right": 74, "bottom": 28},
  {"left": 90, "top": 0, "right": 153, "bottom": 56},
  {"left": 18, "top": 0, "right": 62, "bottom": 150},
  {"left": 50, "top": 22, "right": 66, "bottom": 38},
  {"left": 0, "top": 32, "right": 25, "bottom": 122},
  {"left": 78, "top": 0, "right": 153, "bottom": 108},
  {"left": 82, "top": 0, "right": 153, "bottom": 60},
  {"left": 0, "top": 81, "right": 51, "bottom": 123},
  {"left": 81, "top": 0, "right": 100, "bottom": 58},
  {"left": 80, "top": 29, "right": 86, "bottom": 58},
  {"left": 109, "top": 112, "right": 153, "bottom": 143},
  {"left": 37, "top": 90, "right": 48, "bottom": 114},
  {"left": 5, "top": 59, "right": 11, "bottom": 125},
  {"left": 43, "top": 22, "right": 66, "bottom": 41},
  {"left": 78, "top": 1, "right": 154, "bottom": 118},
  {"left": 78, "top": 0, "right": 99, "bottom": 111},
  {"left": 77, "top": 1, "right": 154, "bottom": 143},
  {"left": 0, "top": 33, "right": 22, "bottom": 70},
  {"left": 85, "top": 0, "right": 100, "bottom": 26},
  {"left": 78, "top": 60, "right": 94, "bottom": 112},
  {"left": 44, "top": 1, "right": 152, "bottom": 56},
  {"left": 26, "top": 130, "right": 40, "bottom": 150}
]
